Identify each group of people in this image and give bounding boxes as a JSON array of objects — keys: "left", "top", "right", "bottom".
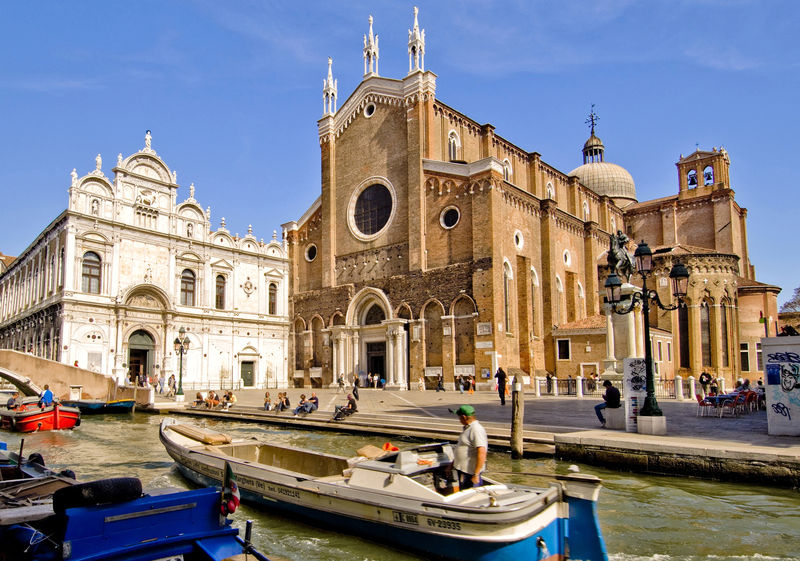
[
  {"left": 264, "top": 392, "right": 292, "bottom": 412},
  {"left": 191, "top": 390, "right": 237, "bottom": 409},
  {"left": 292, "top": 392, "right": 319, "bottom": 416}
]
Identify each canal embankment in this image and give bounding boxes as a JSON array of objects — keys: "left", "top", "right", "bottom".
[{"left": 149, "top": 387, "right": 800, "bottom": 487}]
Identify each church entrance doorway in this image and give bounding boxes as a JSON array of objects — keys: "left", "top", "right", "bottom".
[
  {"left": 366, "top": 342, "right": 386, "bottom": 384},
  {"left": 128, "top": 330, "right": 155, "bottom": 386},
  {"left": 240, "top": 361, "right": 255, "bottom": 387}
]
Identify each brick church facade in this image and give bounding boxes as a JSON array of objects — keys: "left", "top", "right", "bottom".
[{"left": 281, "top": 9, "right": 779, "bottom": 390}]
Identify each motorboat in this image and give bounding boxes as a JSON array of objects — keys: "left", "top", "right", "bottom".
[
  {"left": 0, "top": 441, "right": 271, "bottom": 561},
  {"left": 61, "top": 398, "right": 136, "bottom": 414},
  {"left": 160, "top": 418, "right": 608, "bottom": 561},
  {"left": 0, "top": 398, "right": 80, "bottom": 432}
]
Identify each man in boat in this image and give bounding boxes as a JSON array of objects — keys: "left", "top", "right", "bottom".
[
  {"left": 39, "top": 385, "right": 54, "bottom": 407},
  {"left": 6, "top": 391, "right": 21, "bottom": 410},
  {"left": 452, "top": 405, "right": 487, "bottom": 491}
]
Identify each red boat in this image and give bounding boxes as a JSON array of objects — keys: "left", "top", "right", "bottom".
[{"left": 0, "top": 402, "right": 81, "bottom": 432}]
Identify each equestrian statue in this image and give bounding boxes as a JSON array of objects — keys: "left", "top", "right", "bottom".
[{"left": 608, "top": 230, "right": 635, "bottom": 283}]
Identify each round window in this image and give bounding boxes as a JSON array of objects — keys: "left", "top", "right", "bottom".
[
  {"left": 305, "top": 244, "right": 317, "bottom": 262},
  {"left": 354, "top": 184, "right": 392, "bottom": 236},
  {"left": 563, "top": 250, "right": 571, "bottom": 266},
  {"left": 440, "top": 207, "right": 460, "bottom": 229},
  {"left": 364, "top": 103, "right": 376, "bottom": 118},
  {"left": 514, "top": 230, "right": 524, "bottom": 250}
]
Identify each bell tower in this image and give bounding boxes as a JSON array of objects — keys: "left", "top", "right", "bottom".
[{"left": 676, "top": 147, "right": 731, "bottom": 196}]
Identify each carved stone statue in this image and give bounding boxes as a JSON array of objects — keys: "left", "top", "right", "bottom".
[
  {"left": 71, "top": 168, "right": 78, "bottom": 186},
  {"left": 117, "top": 153, "right": 123, "bottom": 166},
  {"left": 608, "top": 230, "right": 635, "bottom": 283},
  {"left": 95, "top": 153, "right": 102, "bottom": 171},
  {"left": 145, "top": 130, "right": 152, "bottom": 151}
]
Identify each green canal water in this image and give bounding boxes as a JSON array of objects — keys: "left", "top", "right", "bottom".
[{"left": 4, "top": 413, "right": 799, "bottom": 561}]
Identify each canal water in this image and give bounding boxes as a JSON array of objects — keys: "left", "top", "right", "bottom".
[{"left": 4, "top": 414, "right": 798, "bottom": 561}]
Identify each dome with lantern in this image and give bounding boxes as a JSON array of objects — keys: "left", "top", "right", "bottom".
[{"left": 569, "top": 111, "right": 637, "bottom": 207}]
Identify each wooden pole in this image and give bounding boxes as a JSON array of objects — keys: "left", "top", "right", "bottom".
[{"left": 510, "top": 375, "right": 524, "bottom": 459}]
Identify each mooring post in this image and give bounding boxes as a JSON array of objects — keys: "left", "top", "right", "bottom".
[{"left": 511, "top": 375, "right": 524, "bottom": 459}]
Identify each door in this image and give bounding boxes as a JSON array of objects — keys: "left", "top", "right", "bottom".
[
  {"left": 366, "top": 342, "right": 386, "bottom": 381},
  {"left": 240, "top": 361, "right": 255, "bottom": 387}
]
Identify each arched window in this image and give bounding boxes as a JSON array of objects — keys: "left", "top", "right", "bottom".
[
  {"left": 687, "top": 169, "right": 698, "bottom": 187},
  {"left": 294, "top": 319, "right": 305, "bottom": 370},
  {"left": 364, "top": 304, "right": 385, "bottom": 325},
  {"left": 610, "top": 217, "right": 617, "bottom": 233},
  {"left": 81, "top": 252, "right": 101, "bottom": 294},
  {"left": 531, "top": 267, "right": 539, "bottom": 337},
  {"left": 503, "top": 159, "right": 511, "bottom": 181},
  {"left": 555, "top": 275, "right": 564, "bottom": 325},
  {"left": 453, "top": 298, "right": 475, "bottom": 366},
  {"left": 700, "top": 301, "right": 712, "bottom": 367},
  {"left": 269, "top": 283, "right": 278, "bottom": 315},
  {"left": 678, "top": 304, "right": 690, "bottom": 368},
  {"left": 448, "top": 132, "right": 459, "bottom": 161},
  {"left": 703, "top": 166, "right": 714, "bottom": 186},
  {"left": 59, "top": 249, "right": 65, "bottom": 287},
  {"left": 503, "top": 262, "right": 513, "bottom": 333},
  {"left": 215, "top": 275, "right": 225, "bottom": 310},
  {"left": 720, "top": 300, "right": 730, "bottom": 367},
  {"left": 180, "top": 269, "right": 196, "bottom": 306}
]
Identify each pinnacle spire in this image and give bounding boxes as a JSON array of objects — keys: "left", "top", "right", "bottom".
[
  {"left": 363, "top": 15, "right": 379, "bottom": 77},
  {"left": 408, "top": 6, "right": 425, "bottom": 74},
  {"left": 323, "top": 57, "right": 338, "bottom": 115}
]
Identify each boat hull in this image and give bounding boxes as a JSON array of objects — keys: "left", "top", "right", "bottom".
[
  {"left": 0, "top": 403, "right": 80, "bottom": 432},
  {"left": 61, "top": 399, "right": 135, "bottom": 414},
  {"left": 161, "top": 419, "right": 607, "bottom": 561}
]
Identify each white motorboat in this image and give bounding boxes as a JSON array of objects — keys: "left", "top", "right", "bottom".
[{"left": 159, "top": 418, "right": 607, "bottom": 560}]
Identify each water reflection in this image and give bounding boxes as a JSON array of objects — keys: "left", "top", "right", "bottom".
[{"left": 3, "top": 414, "right": 798, "bottom": 560}]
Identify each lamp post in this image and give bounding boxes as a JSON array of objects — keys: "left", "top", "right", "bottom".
[
  {"left": 604, "top": 241, "right": 689, "bottom": 416},
  {"left": 173, "top": 327, "right": 190, "bottom": 397}
]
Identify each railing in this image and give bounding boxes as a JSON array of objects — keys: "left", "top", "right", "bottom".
[{"left": 534, "top": 375, "right": 688, "bottom": 400}]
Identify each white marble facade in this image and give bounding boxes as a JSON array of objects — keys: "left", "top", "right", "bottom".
[{"left": 0, "top": 133, "right": 290, "bottom": 390}]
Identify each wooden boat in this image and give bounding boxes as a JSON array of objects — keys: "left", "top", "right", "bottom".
[
  {"left": 0, "top": 442, "right": 271, "bottom": 561},
  {"left": 160, "top": 418, "right": 608, "bottom": 561},
  {"left": 0, "top": 400, "right": 80, "bottom": 432},
  {"left": 61, "top": 398, "right": 135, "bottom": 414}
]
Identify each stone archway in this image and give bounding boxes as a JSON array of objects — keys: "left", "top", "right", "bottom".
[{"left": 128, "top": 329, "right": 155, "bottom": 385}]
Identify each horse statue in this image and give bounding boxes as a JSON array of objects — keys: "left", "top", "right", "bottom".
[{"left": 608, "top": 230, "right": 635, "bottom": 283}]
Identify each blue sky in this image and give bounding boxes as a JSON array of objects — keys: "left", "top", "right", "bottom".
[{"left": 1, "top": 1, "right": 797, "bottom": 305}]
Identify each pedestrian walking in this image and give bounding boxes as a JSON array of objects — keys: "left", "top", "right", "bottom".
[{"left": 494, "top": 367, "right": 507, "bottom": 405}]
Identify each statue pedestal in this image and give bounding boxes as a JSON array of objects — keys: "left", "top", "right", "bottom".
[{"left": 637, "top": 415, "right": 667, "bottom": 435}]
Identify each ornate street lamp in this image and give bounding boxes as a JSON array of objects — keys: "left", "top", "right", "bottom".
[
  {"left": 604, "top": 241, "right": 690, "bottom": 416},
  {"left": 173, "top": 327, "right": 190, "bottom": 397}
]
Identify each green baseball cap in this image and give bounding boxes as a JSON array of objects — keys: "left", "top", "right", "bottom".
[{"left": 454, "top": 405, "right": 475, "bottom": 416}]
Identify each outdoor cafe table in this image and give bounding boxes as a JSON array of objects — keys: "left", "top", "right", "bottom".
[{"left": 704, "top": 393, "right": 738, "bottom": 407}]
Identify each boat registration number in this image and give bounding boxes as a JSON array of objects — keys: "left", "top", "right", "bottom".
[{"left": 426, "top": 518, "right": 462, "bottom": 531}]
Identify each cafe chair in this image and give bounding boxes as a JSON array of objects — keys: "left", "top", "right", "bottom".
[
  {"left": 719, "top": 393, "right": 746, "bottom": 418},
  {"left": 695, "top": 394, "right": 714, "bottom": 417}
]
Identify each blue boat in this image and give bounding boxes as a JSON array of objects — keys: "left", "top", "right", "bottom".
[
  {"left": 0, "top": 442, "right": 271, "bottom": 561},
  {"left": 161, "top": 418, "right": 608, "bottom": 561},
  {"left": 61, "top": 398, "right": 136, "bottom": 414}
]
